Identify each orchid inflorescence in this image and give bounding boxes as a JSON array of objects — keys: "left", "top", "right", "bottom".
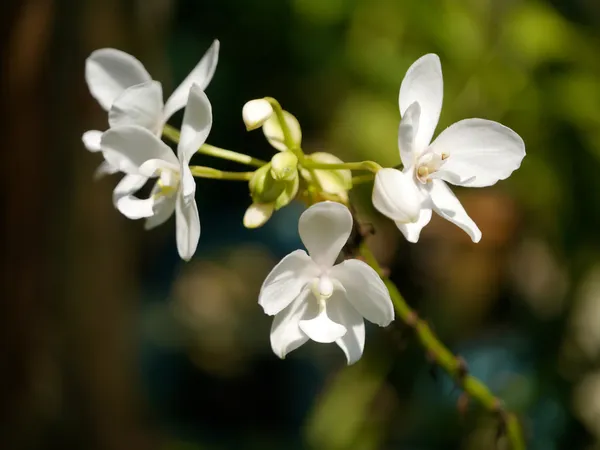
[{"left": 83, "top": 39, "right": 527, "bottom": 447}]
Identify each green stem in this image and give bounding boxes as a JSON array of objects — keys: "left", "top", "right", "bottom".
[
  {"left": 302, "top": 160, "right": 382, "bottom": 173},
  {"left": 200, "top": 144, "right": 266, "bottom": 168},
  {"left": 359, "top": 243, "right": 526, "bottom": 450},
  {"left": 189, "top": 166, "right": 254, "bottom": 181},
  {"left": 163, "top": 124, "right": 266, "bottom": 168},
  {"left": 351, "top": 174, "right": 375, "bottom": 185}
]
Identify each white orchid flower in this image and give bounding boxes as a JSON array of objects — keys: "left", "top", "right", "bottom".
[
  {"left": 100, "top": 84, "right": 212, "bottom": 261},
  {"left": 259, "top": 201, "right": 394, "bottom": 365},
  {"left": 82, "top": 40, "right": 219, "bottom": 177},
  {"left": 372, "top": 54, "right": 526, "bottom": 243}
]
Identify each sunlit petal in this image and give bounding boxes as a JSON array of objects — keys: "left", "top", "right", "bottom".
[
  {"left": 108, "top": 81, "right": 164, "bottom": 133},
  {"left": 259, "top": 250, "right": 320, "bottom": 316},
  {"left": 428, "top": 118, "right": 526, "bottom": 188},
  {"left": 85, "top": 48, "right": 151, "bottom": 111},
  {"left": 163, "top": 40, "right": 219, "bottom": 122},
  {"left": 330, "top": 259, "right": 394, "bottom": 326},
  {"left": 299, "top": 201, "right": 353, "bottom": 268},
  {"left": 399, "top": 54, "right": 443, "bottom": 153},
  {"left": 428, "top": 179, "right": 481, "bottom": 243}
]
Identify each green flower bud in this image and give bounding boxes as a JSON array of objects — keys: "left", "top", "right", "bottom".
[
  {"left": 243, "top": 202, "right": 274, "bottom": 229},
  {"left": 262, "top": 110, "right": 302, "bottom": 151},
  {"left": 249, "top": 163, "right": 286, "bottom": 203},
  {"left": 301, "top": 152, "right": 353, "bottom": 201},
  {"left": 242, "top": 99, "right": 274, "bottom": 131},
  {"left": 274, "top": 174, "right": 299, "bottom": 210},
  {"left": 270, "top": 151, "right": 298, "bottom": 181}
]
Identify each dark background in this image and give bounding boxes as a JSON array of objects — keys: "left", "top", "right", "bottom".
[{"left": 3, "top": 0, "right": 600, "bottom": 449}]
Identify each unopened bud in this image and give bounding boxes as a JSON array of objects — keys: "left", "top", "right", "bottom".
[
  {"left": 270, "top": 151, "right": 298, "bottom": 181},
  {"left": 274, "top": 174, "right": 299, "bottom": 210},
  {"left": 242, "top": 99, "right": 273, "bottom": 131},
  {"left": 243, "top": 202, "right": 274, "bottom": 228},
  {"left": 301, "top": 152, "right": 352, "bottom": 202},
  {"left": 249, "top": 164, "right": 286, "bottom": 203},
  {"left": 263, "top": 110, "right": 302, "bottom": 151}
]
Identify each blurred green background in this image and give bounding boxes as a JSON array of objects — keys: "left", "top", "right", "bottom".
[{"left": 3, "top": 0, "right": 600, "bottom": 448}]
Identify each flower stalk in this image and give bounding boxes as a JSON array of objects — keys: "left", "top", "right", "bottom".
[
  {"left": 358, "top": 243, "right": 526, "bottom": 450},
  {"left": 302, "top": 160, "right": 382, "bottom": 173},
  {"left": 189, "top": 166, "right": 254, "bottom": 181},
  {"left": 163, "top": 124, "right": 266, "bottom": 167}
]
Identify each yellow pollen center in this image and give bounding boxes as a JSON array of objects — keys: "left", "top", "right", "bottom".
[{"left": 417, "top": 166, "right": 429, "bottom": 179}]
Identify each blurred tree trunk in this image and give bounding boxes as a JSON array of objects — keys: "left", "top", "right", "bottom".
[
  {"left": 0, "top": 0, "right": 165, "bottom": 448},
  {"left": 0, "top": 0, "right": 58, "bottom": 447}
]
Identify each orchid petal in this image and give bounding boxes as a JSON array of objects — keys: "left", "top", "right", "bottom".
[
  {"left": 330, "top": 259, "right": 394, "bottom": 326},
  {"left": 428, "top": 118, "right": 526, "bottom": 187},
  {"left": 101, "top": 125, "right": 178, "bottom": 174},
  {"left": 144, "top": 189, "right": 176, "bottom": 230},
  {"left": 429, "top": 179, "right": 481, "bottom": 242},
  {"left": 82, "top": 130, "right": 103, "bottom": 152},
  {"left": 299, "top": 201, "right": 353, "bottom": 268},
  {"left": 395, "top": 208, "right": 432, "bottom": 243},
  {"left": 85, "top": 48, "right": 151, "bottom": 111},
  {"left": 299, "top": 295, "right": 347, "bottom": 344},
  {"left": 113, "top": 174, "right": 153, "bottom": 219},
  {"left": 327, "top": 293, "right": 365, "bottom": 365},
  {"left": 259, "top": 250, "right": 320, "bottom": 316},
  {"left": 178, "top": 164, "right": 196, "bottom": 202},
  {"left": 372, "top": 168, "right": 422, "bottom": 223},
  {"left": 175, "top": 191, "right": 200, "bottom": 261},
  {"left": 270, "top": 288, "right": 311, "bottom": 359},
  {"left": 108, "top": 81, "right": 164, "bottom": 133},
  {"left": 399, "top": 54, "right": 443, "bottom": 153},
  {"left": 398, "top": 102, "right": 420, "bottom": 169},
  {"left": 93, "top": 160, "right": 119, "bottom": 179},
  {"left": 163, "top": 40, "right": 219, "bottom": 122},
  {"left": 178, "top": 84, "right": 212, "bottom": 166}
]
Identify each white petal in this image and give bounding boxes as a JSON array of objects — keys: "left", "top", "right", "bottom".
[
  {"left": 398, "top": 102, "right": 420, "bottom": 168},
  {"left": 242, "top": 99, "right": 274, "bottom": 131},
  {"left": 178, "top": 85, "right": 212, "bottom": 165},
  {"left": 243, "top": 202, "right": 274, "bottom": 228},
  {"left": 330, "top": 259, "right": 394, "bottom": 326},
  {"left": 298, "top": 201, "right": 353, "bottom": 268},
  {"left": 270, "top": 288, "right": 311, "bottom": 359},
  {"left": 93, "top": 160, "right": 119, "bottom": 179},
  {"left": 262, "top": 110, "right": 302, "bottom": 151},
  {"left": 108, "top": 81, "right": 164, "bottom": 133},
  {"left": 327, "top": 293, "right": 365, "bottom": 365},
  {"left": 144, "top": 191, "right": 176, "bottom": 230},
  {"left": 372, "top": 168, "right": 422, "bottom": 223},
  {"left": 113, "top": 174, "right": 153, "bottom": 219},
  {"left": 101, "top": 125, "right": 178, "bottom": 174},
  {"left": 428, "top": 179, "right": 481, "bottom": 242},
  {"left": 85, "top": 48, "right": 152, "bottom": 111},
  {"left": 163, "top": 40, "right": 219, "bottom": 122},
  {"left": 428, "top": 118, "right": 526, "bottom": 188},
  {"left": 175, "top": 191, "right": 201, "bottom": 261},
  {"left": 259, "top": 250, "right": 320, "bottom": 316},
  {"left": 399, "top": 54, "right": 443, "bottom": 153},
  {"left": 82, "top": 130, "right": 103, "bottom": 152},
  {"left": 299, "top": 296, "right": 347, "bottom": 344},
  {"left": 395, "top": 208, "right": 432, "bottom": 243}
]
